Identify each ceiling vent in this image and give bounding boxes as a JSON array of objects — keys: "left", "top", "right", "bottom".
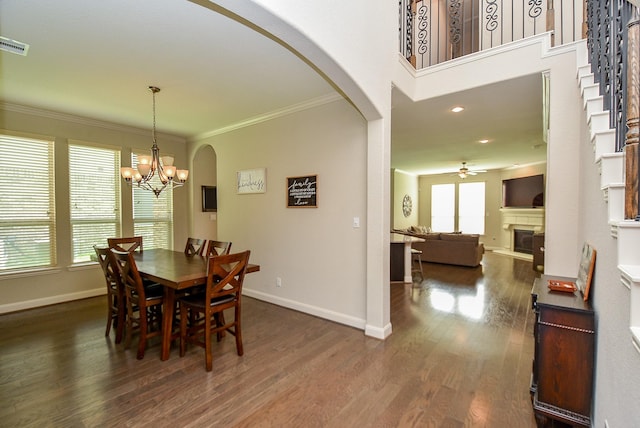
[{"left": 0, "top": 36, "right": 29, "bottom": 56}]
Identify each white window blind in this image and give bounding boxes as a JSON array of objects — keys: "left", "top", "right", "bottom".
[
  {"left": 0, "top": 134, "right": 56, "bottom": 272},
  {"left": 458, "top": 182, "right": 485, "bottom": 234},
  {"left": 69, "top": 143, "right": 121, "bottom": 263},
  {"left": 132, "top": 153, "right": 173, "bottom": 250},
  {"left": 431, "top": 183, "right": 455, "bottom": 232}
]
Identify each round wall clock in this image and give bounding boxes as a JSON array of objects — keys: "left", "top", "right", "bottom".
[{"left": 402, "top": 194, "right": 412, "bottom": 217}]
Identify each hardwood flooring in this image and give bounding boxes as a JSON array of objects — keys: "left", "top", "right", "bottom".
[{"left": 1, "top": 251, "right": 540, "bottom": 427}]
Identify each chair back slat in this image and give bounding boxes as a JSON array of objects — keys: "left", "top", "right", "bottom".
[
  {"left": 110, "top": 249, "right": 145, "bottom": 299},
  {"left": 94, "top": 245, "right": 119, "bottom": 287},
  {"left": 108, "top": 236, "right": 143, "bottom": 253},
  {"left": 184, "top": 237, "right": 206, "bottom": 256},
  {"left": 205, "top": 240, "right": 232, "bottom": 257},
  {"left": 206, "top": 251, "right": 250, "bottom": 299}
]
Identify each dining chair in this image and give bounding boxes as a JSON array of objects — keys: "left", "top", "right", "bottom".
[
  {"left": 110, "top": 248, "right": 164, "bottom": 360},
  {"left": 179, "top": 250, "right": 250, "bottom": 371},
  {"left": 94, "top": 245, "right": 125, "bottom": 343},
  {"left": 205, "top": 240, "right": 232, "bottom": 257},
  {"left": 108, "top": 236, "right": 143, "bottom": 253},
  {"left": 184, "top": 237, "right": 207, "bottom": 256}
]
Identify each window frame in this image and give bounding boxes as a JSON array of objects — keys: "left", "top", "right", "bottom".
[
  {"left": 0, "top": 131, "right": 57, "bottom": 274},
  {"left": 68, "top": 141, "right": 122, "bottom": 264}
]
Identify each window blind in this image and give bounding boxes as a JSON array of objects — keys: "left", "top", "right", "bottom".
[
  {"left": 69, "top": 143, "right": 121, "bottom": 263},
  {"left": 131, "top": 153, "right": 173, "bottom": 250},
  {"left": 431, "top": 183, "right": 455, "bottom": 232},
  {"left": 459, "top": 182, "right": 485, "bottom": 234},
  {"left": 0, "top": 134, "right": 56, "bottom": 272}
]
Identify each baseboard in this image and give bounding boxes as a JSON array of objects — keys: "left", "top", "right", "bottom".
[
  {"left": 492, "top": 249, "right": 533, "bottom": 261},
  {"left": 0, "top": 288, "right": 105, "bottom": 314},
  {"left": 365, "top": 322, "right": 392, "bottom": 340},
  {"left": 242, "top": 287, "right": 367, "bottom": 331}
]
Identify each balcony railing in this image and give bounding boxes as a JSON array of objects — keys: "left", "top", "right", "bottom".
[{"left": 400, "top": 0, "right": 586, "bottom": 69}]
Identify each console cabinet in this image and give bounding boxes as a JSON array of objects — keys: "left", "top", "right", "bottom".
[{"left": 530, "top": 275, "right": 595, "bottom": 427}]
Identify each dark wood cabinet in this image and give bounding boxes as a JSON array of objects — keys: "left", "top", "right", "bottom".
[{"left": 530, "top": 275, "right": 595, "bottom": 427}]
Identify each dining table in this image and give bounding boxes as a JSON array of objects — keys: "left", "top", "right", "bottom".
[{"left": 133, "top": 248, "right": 260, "bottom": 361}]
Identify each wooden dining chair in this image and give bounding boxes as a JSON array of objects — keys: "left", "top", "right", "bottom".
[
  {"left": 94, "top": 245, "right": 125, "bottom": 343},
  {"left": 205, "top": 240, "right": 232, "bottom": 257},
  {"left": 108, "top": 236, "right": 143, "bottom": 253},
  {"left": 179, "top": 250, "right": 250, "bottom": 371},
  {"left": 110, "top": 248, "right": 163, "bottom": 360},
  {"left": 184, "top": 237, "right": 206, "bottom": 256}
]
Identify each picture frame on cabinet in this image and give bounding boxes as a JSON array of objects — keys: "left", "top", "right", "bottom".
[{"left": 576, "top": 243, "right": 596, "bottom": 301}]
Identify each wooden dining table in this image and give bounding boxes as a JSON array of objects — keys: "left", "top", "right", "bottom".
[{"left": 133, "top": 248, "right": 260, "bottom": 361}]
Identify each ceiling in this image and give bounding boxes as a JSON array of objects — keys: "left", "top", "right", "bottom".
[{"left": 0, "top": 0, "right": 546, "bottom": 176}]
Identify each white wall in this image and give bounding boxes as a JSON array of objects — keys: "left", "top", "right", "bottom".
[
  {"left": 0, "top": 106, "right": 189, "bottom": 312},
  {"left": 189, "top": 99, "right": 369, "bottom": 328},
  {"left": 577, "top": 91, "right": 640, "bottom": 425},
  {"left": 392, "top": 169, "right": 419, "bottom": 229},
  {"left": 211, "top": 0, "right": 397, "bottom": 338}
]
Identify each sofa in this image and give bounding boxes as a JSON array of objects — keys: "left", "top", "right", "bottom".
[{"left": 394, "top": 227, "right": 484, "bottom": 267}]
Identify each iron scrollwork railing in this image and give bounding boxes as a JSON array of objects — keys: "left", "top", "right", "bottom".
[
  {"left": 400, "top": 0, "right": 583, "bottom": 69},
  {"left": 588, "top": 0, "right": 629, "bottom": 151},
  {"left": 586, "top": 0, "right": 639, "bottom": 219}
]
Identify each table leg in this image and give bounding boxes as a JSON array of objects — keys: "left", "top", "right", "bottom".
[{"left": 161, "top": 287, "right": 176, "bottom": 361}]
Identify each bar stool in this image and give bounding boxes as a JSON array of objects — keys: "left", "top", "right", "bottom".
[{"left": 411, "top": 247, "right": 423, "bottom": 277}]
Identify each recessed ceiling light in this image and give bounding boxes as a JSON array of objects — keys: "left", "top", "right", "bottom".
[
  {"left": 479, "top": 139, "right": 489, "bottom": 144},
  {"left": 451, "top": 106, "right": 464, "bottom": 113}
]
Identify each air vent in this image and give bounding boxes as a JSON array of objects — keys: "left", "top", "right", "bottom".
[{"left": 0, "top": 36, "right": 29, "bottom": 56}]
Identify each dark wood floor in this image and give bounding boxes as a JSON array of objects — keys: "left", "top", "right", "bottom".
[{"left": 1, "top": 251, "right": 540, "bottom": 427}]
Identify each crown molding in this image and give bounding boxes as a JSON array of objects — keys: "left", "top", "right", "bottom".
[
  {"left": 0, "top": 101, "right": 186, "bottom": 144},
  {"left": 191, "top": 92, "right": 343, "bottom": 141}
]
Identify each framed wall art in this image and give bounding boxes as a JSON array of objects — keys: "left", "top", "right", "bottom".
[
  {"left": 201, "top": 185, "right": 217, "bottom": 212},
  {"left": 575, "top": 243, "right": 596, "bottom": 301},
  {"left": 237, "top": 168, "right": 266, "bottom": 194},
  {"left": 287, "top": 175, "right": 317, "bottom": 208}
]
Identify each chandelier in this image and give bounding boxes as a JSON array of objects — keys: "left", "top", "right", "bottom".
[{"left": 120, "top": 86, "right": 189, "bottom": 197}]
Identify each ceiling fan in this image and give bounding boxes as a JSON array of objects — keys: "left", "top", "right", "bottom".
[{"left": 456, "top": 162, "right": 486, "bottom": 179}]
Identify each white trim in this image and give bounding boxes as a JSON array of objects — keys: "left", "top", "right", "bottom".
[
  {"left": 0, "top": 288, "right": 105, "bottom": 314},
  {"left": 192, "top": 93, "right": 343, "bottom": 141},
  {"left": 365, "top": 322, "right": 392, "bottom": 340},
  {"left": 242, "top": 287, "right": 366, "bottom": 331},
  {"left": 402, "top": 32, "right": 580, "bottom": 78},
  {"left": 0, "top": 267, "right": 62, "bottom": 281},
  {"left": 0, "top": 101, "right": 185, "bottom": 144}
]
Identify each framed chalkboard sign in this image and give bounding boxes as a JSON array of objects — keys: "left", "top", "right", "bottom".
[{"left": 287, "top": 175, "right": 317, "bottom": 208}]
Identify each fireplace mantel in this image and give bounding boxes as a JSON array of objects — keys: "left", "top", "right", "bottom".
[{"left": 500, "top": 208, "right": 545, "bottom": 231}]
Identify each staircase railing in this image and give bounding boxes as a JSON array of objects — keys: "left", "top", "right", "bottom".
[
  {"left": 587, "top": 0, "right": 636, "bottom": 153},
  {"left": 587, "top": 0, "right": 639, "bottom": 218},
  {"left": 399, "top": 0, "right": 585, "bottom": 69}
]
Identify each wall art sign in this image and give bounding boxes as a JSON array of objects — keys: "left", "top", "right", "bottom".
[
  {"left": 287, "top": 175, "right": 317, "bottom": 208},
  {"left": 237, "top": 168, "right": 266, "bottom": 194}
]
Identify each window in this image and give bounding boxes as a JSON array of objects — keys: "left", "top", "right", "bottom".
[
  {"left": 431, "top": 182, "right": 486, "bottom": 234},
  {"left": 458, "top": 182, "right": 485, "bottom": 234},
  {"left": 0, "top": 133, "right": 56, "bottom": 272},
  {"left": 132, "top": 153, "right": 173, "bottom": 250},
  {"left": 69, "top": 143, "right": 121, "bottom": 263},
  {"left": 431, "top": 184, "right": 455, "bottom": 232}
]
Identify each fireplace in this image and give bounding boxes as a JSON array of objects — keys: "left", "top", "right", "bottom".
[
  {"left": 500, "top": 208, "right": 544, "bottom": 254},
  {"left": 513, "top": 229, "right": 534, "bottom": 254}
]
